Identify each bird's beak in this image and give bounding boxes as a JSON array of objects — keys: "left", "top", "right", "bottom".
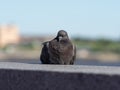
[{"left": 58, "top": 36, "right": 62, "bottom": 42}]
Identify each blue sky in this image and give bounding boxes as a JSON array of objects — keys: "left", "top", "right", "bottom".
[{"left": 0, "top": 0, "right": 120, "bottom": 39}]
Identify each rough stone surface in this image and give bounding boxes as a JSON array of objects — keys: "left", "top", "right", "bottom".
[
  {"left": 0, "top": 62, "right": 120, "bottom": 90},
  {"left": 0, "top": 62, "right": 120, "bottom": 75}
]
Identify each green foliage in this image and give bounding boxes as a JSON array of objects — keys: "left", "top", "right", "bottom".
[
  {"left": 18, "top": 42, "right": 36, "bottom": 50},
  {"left": 73, "top": 37, "right": 120, "bottom": 53}
]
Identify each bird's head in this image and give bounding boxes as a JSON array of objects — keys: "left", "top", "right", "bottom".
[{"left": 56, "top": 30, "right": 69, "bottom": 42}]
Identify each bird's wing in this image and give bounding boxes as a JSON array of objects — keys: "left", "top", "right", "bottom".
[
  {"left": 70, "top": 44, "right": 76, "bottom": 64},
  {"left": 40, "top": 42, "right": 50, "bottom": 64}
]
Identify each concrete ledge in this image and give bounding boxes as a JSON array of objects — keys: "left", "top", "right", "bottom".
[{"left": 0, "top": 62, "right": 120, "bottom": 90}]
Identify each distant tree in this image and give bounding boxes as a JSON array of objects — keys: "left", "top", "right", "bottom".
[{"left": 96, "top": 38, "right": 112, "bottom": 46}]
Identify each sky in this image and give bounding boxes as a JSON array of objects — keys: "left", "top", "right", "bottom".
[{"left": 0, "top": 0, "right": 120, "bottom": 39}]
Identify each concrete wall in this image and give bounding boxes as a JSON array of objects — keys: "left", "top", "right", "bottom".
[{"left": 0, "top": 62, "right": 120, "bottom": 90}]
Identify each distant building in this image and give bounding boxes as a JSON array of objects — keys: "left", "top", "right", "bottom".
[{"left": 0, "top": 24, "right": 19, "bottom": 48}]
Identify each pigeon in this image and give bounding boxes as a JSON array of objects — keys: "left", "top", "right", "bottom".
[{"left": 40, "top": 30, "right": 76, "bottom": 65}]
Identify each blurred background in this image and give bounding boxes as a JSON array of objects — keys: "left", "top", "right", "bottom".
[{"left": 0, "top": 0, "right": 120, "bottom": 65}]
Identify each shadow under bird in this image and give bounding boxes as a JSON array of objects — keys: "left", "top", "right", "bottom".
[{"left": 40, "top": 30, "right": 76, "bottom": 65}]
